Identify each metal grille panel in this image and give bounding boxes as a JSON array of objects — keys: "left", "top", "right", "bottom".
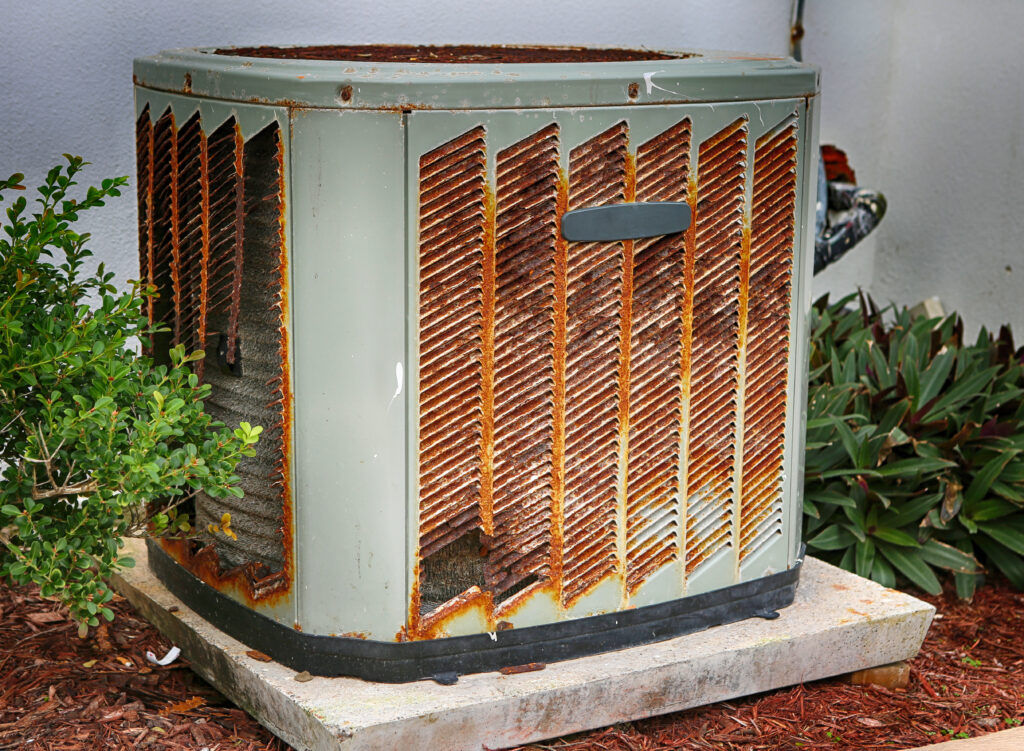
[
  {"left": 683, "top": 119, "right": 748, "bottom": 575},
  {"left": 415, "top": 108, "right": 798, "bottom": 630},
  {"left": 486, "top": 124, "right": 560, "bottom": 597},
  {"left": 561, "top": 122, "right": 629, "bottom": 605},
  {"left": 740, "top": 120, "right": 798, "bottom": 561},
  {"left": 625, "top": 118, "right": 691, "bottom": 592},
  {"left": 417, "top": 127, "right": 488, "bottom": 559},
  {"left": 135, "top": 108, "right": 291, "bottom": 592}
]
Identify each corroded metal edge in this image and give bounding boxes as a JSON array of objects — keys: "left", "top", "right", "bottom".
[{"left": 132, "top": 47, "right": 819, "bottom": 111}]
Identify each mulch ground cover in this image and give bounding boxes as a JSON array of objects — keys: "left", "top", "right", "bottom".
[{"left": 2, "top": 574, "right": 1023, "bottom": 750}]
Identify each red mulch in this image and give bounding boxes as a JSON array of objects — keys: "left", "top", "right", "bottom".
[
  {"left": 0, "top": 584, "right": 287, "bottom": 750},
  {"left": 2, "top": 577, "right": 1023, "bottom": 750}
]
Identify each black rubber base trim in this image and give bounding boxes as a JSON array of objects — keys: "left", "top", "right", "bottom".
[{"left": 147, "top": 539, "right": 803, "bottom": 683}]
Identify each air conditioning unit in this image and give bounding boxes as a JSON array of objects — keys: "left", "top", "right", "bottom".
[{"left": 133, "top": 44, "right": 819, "bottom": 683}]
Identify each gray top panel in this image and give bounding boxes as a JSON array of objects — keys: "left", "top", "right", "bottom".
[{"left": 133, "top": 46, "right": 820, "bottom": 110}]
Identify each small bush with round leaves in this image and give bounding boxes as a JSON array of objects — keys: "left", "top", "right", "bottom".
[{"left": 0, "top": 157, "right": 259, "bottom": 633}]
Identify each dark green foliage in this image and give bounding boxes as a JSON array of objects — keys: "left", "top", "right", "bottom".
[
  {"left": 804, "top": 292, "right": 1024, "bottom": 598},
  {"left": 0, "top": 158, "right": 260, "bottom": 632}
]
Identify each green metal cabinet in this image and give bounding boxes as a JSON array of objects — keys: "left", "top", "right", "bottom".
[{"left": 134, "top": 45, "right": 819, "bottom": 682}]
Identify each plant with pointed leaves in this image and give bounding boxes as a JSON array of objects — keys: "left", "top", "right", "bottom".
[{"left": 804, "top": 293, "right": 1024, "bottom": 598}]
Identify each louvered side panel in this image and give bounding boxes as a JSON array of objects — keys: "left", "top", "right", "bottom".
[
  {"left": 417, "top": 127, "right": 488, "bottom": 559},
  {"left": 150, "top": 109, "right": 178, "bottom": 349},
  {"left": 175, "top": 114, "right": 205, "bottom": 358},
  {"left": 562, "top": 122, "right": 628, "bottom": 606},
  {"left": 625, "top": 119, "right": 690, "bottom": 593},
  {"left": 136, "top": 108, "right": 155, "bottom": 332},
  {"left": 486, "top": 125, "right": 560, "bottom": 597},
  {"left": 195, "top": 122, "right": 289, "bottom": 575},
  {"left": 684, "top": 118, "right": 747, "bottom": 575},
  {"left": 205, "top": 119, "right": 243, "bottom": 333},
  {"left": 740, "top": 121, "right": 798, "bottom": 561}
]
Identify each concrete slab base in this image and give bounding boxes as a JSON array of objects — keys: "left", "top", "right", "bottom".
[{"left": 111, "top": 539, "right": 935, "bottom": 751}]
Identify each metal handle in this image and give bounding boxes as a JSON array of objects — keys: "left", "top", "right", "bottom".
[{"left": 560, "top": 201, "right": 690, "bottom": 243}]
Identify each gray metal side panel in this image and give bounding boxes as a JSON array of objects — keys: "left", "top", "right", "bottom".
[
  {"left": 787, "top": 93, "right": 820, "bottom": 570},
  {"left": 289, "top": 109, "right": 408, "bottom": 639}
]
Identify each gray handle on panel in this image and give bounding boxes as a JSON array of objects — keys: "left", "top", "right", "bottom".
[{"left": 560, "top": 201, "right": 691, "bottom": 243}]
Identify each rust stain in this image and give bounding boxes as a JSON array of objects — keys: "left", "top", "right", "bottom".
[
  {"left": 270, "top": 126, "right": 296, "bottom": 590},
  {"left": 150, "top": 109, "right": 183, "bottom": 346},
  {"left": 225, "top": 123, "right": 246, "bottom": 363},
  {"left": 561, "top": 121, "right": 628, "bottom": 608},
  {"left": 217, "top": 44, "right": 683, "bottom": 64},
  {"left": 625, "top": 118, "right": 690, "bottom": 594},
  {"left": 493, "top": 578, "right": 555, "bottom": 620},
  {"left": 479, "top": 183, "right": 496, "bottom": 538},
  {"left": 616, "top": 149, "right": 636, "bottom": 600},
  {"left": 401, "top": 111, "right": 789, "bottom": 636},
  {"left": 173, "top": 114, "right": 205, "bottom": 359},
  {"left": 196, "top": 125, "right": 210, "bottom": 381},
  {"left": 148, "top": 109, "right": 179, "bottom": 345},
  {"left": 416, "top": 126, "right": 487, "bottom": 560},
  {"left": 140, "top": 116, "right": 294, "bottom": 604},
  {"left": 407, "top": 560, "right": 422, "bottom": 635},
  {"left": 678, "top": 164, "right": 698, "bottom": 572},
  {"left": 549, "top": 166, "right": 569, "bottom": 594},
  {"left": 684, "top": 118, "right": 748, "bottom": 576},
  {"left": 204, "top": 118, "right": 243, "bottom": 325},
  {"left": 159, "top": 538, "right": 289, "bottom": 606},
  {"left": 168, "top": 114, "right": 181, "bottom": 346},
  {"left": 485, "top": 124, "right": 560, "bottom": 600},
  {"left": 737, "top": 224, "right": 751, "bottom": 356},
  {"left": 412, "top": 586, "right": 494, "bottom": 641},
  {"left": 499, "top": 662, "right": 546, "bottom": 675},
  {"left": 739, "top": 121, "right": 798, "bottom": 560},
  {"left": 733, "top": 219, "right": 752, "bottom": 558},
  {"left": 136, "top": 108, "right": 156, "bottom": 336}
]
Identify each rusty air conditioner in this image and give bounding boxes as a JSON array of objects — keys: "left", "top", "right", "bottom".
[{"left": 133, "top": 44, "right": 819, "bottom": 682}]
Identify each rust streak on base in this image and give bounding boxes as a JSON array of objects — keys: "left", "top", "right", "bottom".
[
  {"left": 159, "top": 538, "right": 289, "bottom": 607},
  {"left": 412, "top": 587, "right": 494, "bottom": 641}
]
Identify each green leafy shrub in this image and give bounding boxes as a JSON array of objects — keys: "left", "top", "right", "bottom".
[
  {"left": 804, "top": 292, "right": 1024, "bottom": 598},
  {"left": 0, "top": 157, "right": 260, "bottom": 633}
]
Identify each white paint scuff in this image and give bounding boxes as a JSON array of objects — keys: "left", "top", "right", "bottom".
[
  {"left": 643, "top": 71, "right": 683, "bottom": 97},
  {"left": 386, "top": 362, "right": 404, "bottom": 414}
]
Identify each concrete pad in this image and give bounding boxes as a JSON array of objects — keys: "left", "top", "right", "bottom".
[
  {"left": 111, "top": 538, "right": 935, "bottom": 751},
  {"left": 905, "top": 727, "right": 1024, "bottom": 750}
]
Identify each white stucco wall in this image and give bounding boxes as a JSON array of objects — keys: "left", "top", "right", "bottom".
[
  {"left": 4, "top": 0, "right": 1022, "bottom": 335},
  {"left": 2, "top": 0, "right": 791, "bottom": 288},
  {"left": 806, "top": 0, "right": 1024, "bottom": 335}
]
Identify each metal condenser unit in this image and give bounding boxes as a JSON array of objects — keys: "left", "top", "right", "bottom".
[{"left": 133, "top": 44, "right": 819, "bottom": 683}]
